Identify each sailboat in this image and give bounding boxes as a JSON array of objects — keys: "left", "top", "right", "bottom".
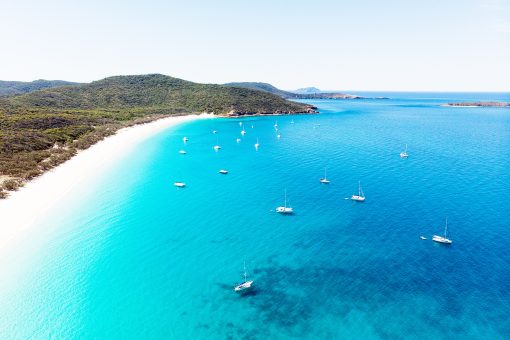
[
  {"left": 254, "top": 138, "right": 260, "bottom": 150},
  {"left": 213, "top": 136, "right": 221, "bottom": 151},
  {"left": 320, "top": 168, "right": 330, "bottom": 184},
  {"left": 179, "top": 150, "right": 187, "bottom": 155},
  {"left": 174, "top": 181, "right": 186, "bottom": 188},
  {"left": 183, "top": 137, "right": 189, "bottom": 143},
  {"left": 274, "top": 120, "right": 278, "bottom": 130},
  {"left": 400, "top": 144, "right": 409, "bottom": 158},
  {"left": 351, "top": 181, "right": 365, "bottom": 202},
  {"left": 241, "top": 128, "right": 246, "bottom": 136},
  {"left": 432, "top": 218, "right": 452, "bottom": 244},
  {"left": 219, "top": 169, "right": 228, "bottom": 174},
  {"left": 276, "top": 190, "right": 293, "bottom": 214},
  {"left": 234, "top": 261, "right": 253, "bottom": 292}
]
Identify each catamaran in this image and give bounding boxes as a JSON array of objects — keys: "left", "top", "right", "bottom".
[
  {"left": 432, "top": 218, "right": 452, "bottom": 244},
  {"left": 400, "top": 144, "right": 409, "bottom": 158},
  {"left": 234, "top": 262, "right": 253, "bottom": 292},
  {"left": 351, "top": 181, "right": 365, "bottom": 202},
  {"left": 276, "top": 190, "right": 293, "bottom": 214},
  {"left": 320, "top": 168, "right": 330, "bottom": 184}
]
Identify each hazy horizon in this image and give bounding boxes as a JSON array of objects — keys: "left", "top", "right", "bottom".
[
  {"left": 3, "top": 75, "right": 510, "bottom": 94},
  {"left": 1, "top": 0, "right": 509, "bottom": 92}
]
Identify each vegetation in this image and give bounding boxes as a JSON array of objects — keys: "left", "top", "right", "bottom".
[
  {"left": 0, "top": 79, "right": 80, "bottom": 96},
  {"left": 444, "top": 102, "right": 510, "bottom": 107},
  {"left": 225, "top": 82, "right": 364, "bottom": 99},
  {"left": 0, "top": 74, "right": 315, "bottom": 198}
]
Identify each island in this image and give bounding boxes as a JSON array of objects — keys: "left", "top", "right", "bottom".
[
  {"left": 0, "top": 74, "right": 317, "bottom": 198},
  {"left": 442, "top": 101, "right": 510, "bottom": 107}
]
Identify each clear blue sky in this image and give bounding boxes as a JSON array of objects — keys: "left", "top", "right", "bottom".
[{"left": 1, "top": 0, "right": 509, "bottom": 91}]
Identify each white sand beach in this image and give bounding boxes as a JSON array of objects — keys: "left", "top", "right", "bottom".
[{"left": 0, "top": 113, "right": 214, "bottom": 253}]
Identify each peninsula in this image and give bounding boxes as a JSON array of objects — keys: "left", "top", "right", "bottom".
[
  {"left": 0, "top": 74, "right": 316, "bottom": 197},
  {"left": 442, "top": 101, "right": 510, "bottom": 107},
  {"left": 225, "top": 82, "right": 387, "bottom": 100}
]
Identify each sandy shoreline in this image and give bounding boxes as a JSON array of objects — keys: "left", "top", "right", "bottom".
[{"left": 0, "top": 113, "right": 213, "bottom": 249}]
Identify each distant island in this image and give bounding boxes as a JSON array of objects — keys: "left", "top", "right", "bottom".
[
  {"left": 442, "top": 102, "right": 510, "bottom": 107},
  {"left": 0, "top": 74, "right": 317, "bottom": 198},
  {"left": 225, "top": 82, "right": 388, "bottom": 100}
]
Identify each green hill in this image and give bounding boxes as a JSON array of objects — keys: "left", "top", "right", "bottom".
[
  {"left": 11, "top": 75, "right": 313, "bottom": 113},
  {"left": 0, "top": 79, "right": 80, "bottom": 96},
  {"left": 226, "top": 81, "right": 364, "bottom": 99},
  {"left": 225, "top": 82, "right": 302, "bottom": 99},
  {"left": 0, "top": 74, "right": 315, "bottom": 197}
]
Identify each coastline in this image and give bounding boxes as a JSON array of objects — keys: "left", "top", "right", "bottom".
[{"left": 0, "top": 113, "right": 213, "bottom": 250}]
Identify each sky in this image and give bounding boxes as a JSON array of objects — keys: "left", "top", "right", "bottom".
[{"left": 0, "top": 0, "right": 509, "bottom": 91}]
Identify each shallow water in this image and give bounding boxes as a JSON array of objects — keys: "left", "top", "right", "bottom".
[{"left": 1, "top": 94, "right": 510, "bottom": 339}]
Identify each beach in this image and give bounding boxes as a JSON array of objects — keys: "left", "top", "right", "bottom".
[{"left": 0, "top": 113, "right": 213, "bottom": 254}]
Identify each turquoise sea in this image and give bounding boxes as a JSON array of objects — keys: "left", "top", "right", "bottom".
[{"left": 1, "top": 93, "right": 510, "bottom": 339}]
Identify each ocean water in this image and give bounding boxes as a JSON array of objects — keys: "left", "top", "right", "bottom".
[{"left": 1, "top": 94, "right": 510, "bottom": 339}]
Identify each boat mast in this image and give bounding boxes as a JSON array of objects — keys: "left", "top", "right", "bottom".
[
  {"left": 243, "top": 261, "right": 247, "bottom": 282},
  {"left": 284, "top": 189, "right": 287, "bottom": 208},
  {"left": 445, "top": 218, "right": 448, "bottom": 238}
]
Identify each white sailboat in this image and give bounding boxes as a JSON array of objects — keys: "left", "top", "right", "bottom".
[
  {"left": 432, "top": 218, "right": 452, "bottom": 244},
  {"left": 219, "top": 169, "right": 228, "bottom": 174},
  {"left": 351, "top": 181, "right": 365, "bottom": 202},
  {"left": 241, "top": 128, "right": 246, "bottom": 136},
  {"left": 183, "top": 137, "right": 189, "bottom": 143},
  {"left": 234, "top": 261, "right": 253, "bottom": 292},
  {"left": 276, "top": 190, "right": 293, "bottom": 214},
  {"left": 236, "top": 138, "right": 241, "bottom": 143},
  {"left": 174, "top": 181, "right": 186, "bottom": 188},
  {"left": 254, "top": 138, "right": 260, "bottom": 150},
  {"left": 274, "top": 120, "right": 278, "bottom": 130},
  {"left": 400, "top": 144, "right": 409, "bottom": 158},
  {"left": 213, "top": 136, "right": 221, "bottom": 151},
  {"left": 320, "top": 168, "right": 330, "bottom": 184}
]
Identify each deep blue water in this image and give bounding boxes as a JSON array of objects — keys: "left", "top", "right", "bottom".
[{"left": 1, "top": 94, "right": 510, "bottom": 339}]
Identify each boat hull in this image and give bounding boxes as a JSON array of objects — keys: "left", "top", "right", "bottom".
[
  {"left": 351, "top": 195, "right": 365, "bottom": 202},
  {"left": 432, "top": 235, "right": 452, "bottom": 244},
  {"left": 276, "top": 207, "right": 293, "bottom": 214}
]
